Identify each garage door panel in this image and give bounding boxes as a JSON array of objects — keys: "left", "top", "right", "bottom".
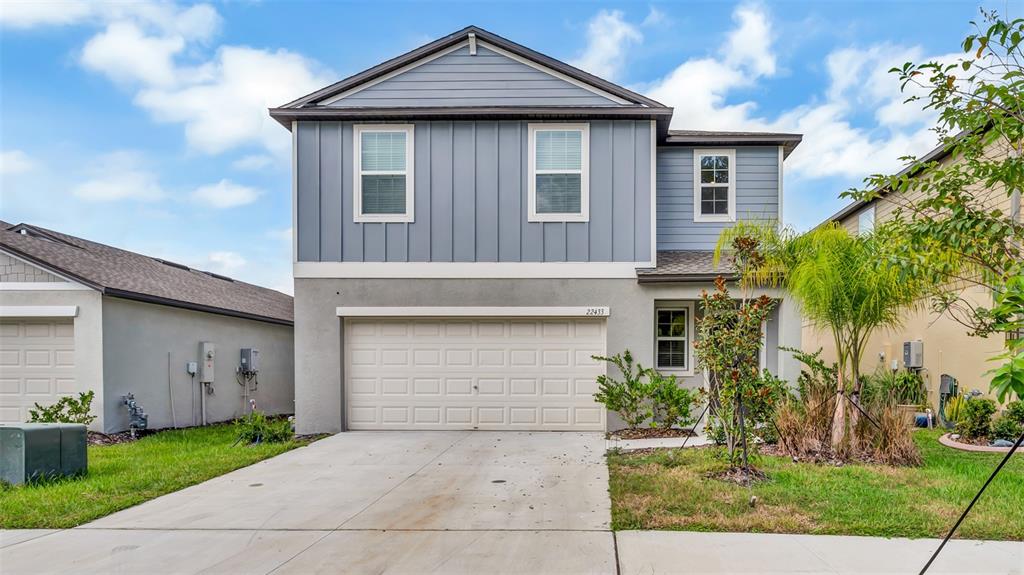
[
  {"left": 345, "top": 318, "right": 606, "bottom": 431},
  {"left": 0, "top": 320, "right": 76, "bottom": 424}
]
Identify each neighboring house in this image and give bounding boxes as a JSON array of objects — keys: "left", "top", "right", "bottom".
[
  {"left": 0, "top": 222, "right": 294, "bottom": 433},
  {"left": 269, "top": 26, "right": 803, "bottom": 433},
  {"left": 807, "top": 136, "right": 1021, "bottom": 404}
]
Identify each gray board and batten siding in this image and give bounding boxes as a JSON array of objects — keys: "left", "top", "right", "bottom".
[
  {"left": 295, "top": 119, "right": 653, "bottom": 263},
  {"left": 656, "top": 146, "right": 780, "bottom": 251},
  {"left": 326, "top": 45, "right": 625, "bottom": 108}
]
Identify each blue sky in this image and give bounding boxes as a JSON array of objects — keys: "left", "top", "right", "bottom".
[{"left": 0, "top": 0, "right": 1011, "bottom": 293}]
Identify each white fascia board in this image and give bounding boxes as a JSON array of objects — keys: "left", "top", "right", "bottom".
[
  {"left": 0, "top": 282, "right": 92, "bottom": 291},
  {"left": 295, "top": 261, "right": 641, "bottom": 279},
  {"left": 0, "top": 305, "right": 79, "bottom": 317},
  {"left": 338, "top": 306, "right": 610, "bottom": 317}
]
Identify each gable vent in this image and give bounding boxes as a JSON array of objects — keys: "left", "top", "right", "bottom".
[{"left": 468, "top": 32, "right": 477, "bottom": 55}]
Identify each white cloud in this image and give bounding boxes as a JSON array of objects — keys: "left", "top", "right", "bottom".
[
  {"left": 232, "top": 154, "right": 275, "bottom": 171},
  {"left": 642, "top": 6, "right": 668, "bottom": 27},
  {"left": 570, "top": 9, "right": 642, "bottom": 81},
  {"left": 0, "top": 150, "right": 35, "bottom": 175},
  {"left": 135, "top": 46, "right": 330, "bottom": 155},
  {"left": 206, "top": 250, "right": 246, "bottom": 273},
  {"left": 12, "top": 1, "right": 324, "bottom": 157},
  {"left": 641, "top": 3, "right": 943, "bottom": 181},
  {"left": 72, "top": 151, "right": 165, "bottom": 202},
  {"left": 190, "top": 179, "right": 262, "bottom": 208}
]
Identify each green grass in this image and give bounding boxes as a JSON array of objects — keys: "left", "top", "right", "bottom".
[
  {"left": 0, "top": 424, "right": 312, "bottom": 529},
  {"left": 608, "top": 429, "right": 1024, "bottom": 540}
]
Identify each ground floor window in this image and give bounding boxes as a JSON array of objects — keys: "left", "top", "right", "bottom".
[{"left": 655, "top": 306, "right": 690, "bottom": 371}]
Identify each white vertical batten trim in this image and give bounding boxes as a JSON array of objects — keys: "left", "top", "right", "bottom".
[
  {"left": 0, "top": 306, "right": 79, "bottom": 318},
  {"left": 292, "top": 120, "right": 299, "bottom": 264},
  {"left": 468, "top": 32, "right": 477, "bottom": 55},
  {"left": 648, "top": 119, "right": 657, "bottom": 268}
]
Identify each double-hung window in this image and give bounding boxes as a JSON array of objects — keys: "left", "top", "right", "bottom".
[
  {"left": 858, "top": 205, "right": 875, "bottom": 235},
  {"left": 693, "top": 149, "right": 736, "bottom": 223},
  {"left": 655, "top": 305, "right": 692, "bottom": 372},
  {"left": 528, "top": 123, "right": 589, "bottom": 222},
  {"left": 354, "top": 124, "right": 414, "bottom": 222}
]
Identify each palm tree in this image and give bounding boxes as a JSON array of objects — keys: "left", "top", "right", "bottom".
[{"left": 716, "top": 221, "right": 922, "bottom": 450}]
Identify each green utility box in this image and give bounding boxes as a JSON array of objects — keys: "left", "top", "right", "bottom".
[{"left": 0, "top": 423, "right": 87, "bottom": 485}]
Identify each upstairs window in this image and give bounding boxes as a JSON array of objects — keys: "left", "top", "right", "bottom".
[
  {"left": 858, "top": 205, "right": 875, "bottom": 234},
  {"left": 693, "top": 149, "right": 736, "bottom": 223},
  {"left": 354, "top": 124, "right": 414, "bottom": 222},
  {"left": 528, "top": 123, "right": 590, "bottom": 222}
]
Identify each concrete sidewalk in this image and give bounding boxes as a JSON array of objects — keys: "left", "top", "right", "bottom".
[{"left": 616, "top": 531, "right": 1024, "bottom": 575}]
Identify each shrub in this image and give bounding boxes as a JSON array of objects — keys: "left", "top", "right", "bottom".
[
  {"left": 991, "top": 415, "right": 1023, "bottom": 442},
  {"left": 956, "top": 398, "right": 997, "bottom": 440},
  {"left": 861, "top": 403, "right": 922, "bottom": 466},
  {"left": 28, "top": 391, "right": 96, "bottom": 425},
  {"left": 861, "top": 369, "right": 927, "bottom": 408},
  {"left": 593, "top": 351, "right": 653, "bottom": 429},
  {"left": 1005, "top": 400, "right": 1024, "bottom": 426},
  {"left": 649, "top": 372, "right": 700, "bottom": 430},
  {"left": 943, "top": 395, "right": 968, "bottom": 427},
  {"left": 782, "top": 347, "right": 837, "bottom": 400},
  {"left": 235, "top": 411, "right": 293, "bottom": 444}
]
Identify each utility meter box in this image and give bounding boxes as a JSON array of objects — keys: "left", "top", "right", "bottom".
[
  {"left": 240, "top": 348, "right": 259, "bottom": 373},
  {"left": 0, "top": 423, "right": 86, "bottom": 485},
  {"left": 903, "top": 340, "right": 924, "bottom": 369},
  {"left": 199, "top": 341, "right": 216, "bottom": 383}
]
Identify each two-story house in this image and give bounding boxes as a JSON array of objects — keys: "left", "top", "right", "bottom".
[{"left": 270, "top": 26, "right": 803, "bottom": 434}]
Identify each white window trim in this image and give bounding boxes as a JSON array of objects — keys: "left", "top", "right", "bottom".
[
  {"left": 693, "top": 148, "right": 736, "bottom": 223},
  {"left": 654, "top": 302, "right": 694, "bottom": 376},
  {"left": 353, "top": 124, "right": 415, "bottom": 223},
  {"left": 858, "top": 204, "right": 876, "bottom": 235},
  {"left": 527, "top": 123, "right": 590, "bottom": 223}
]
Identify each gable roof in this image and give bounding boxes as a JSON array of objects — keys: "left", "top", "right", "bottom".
[
  {"left": 0, "top": 222, "right": 293, "bottom": 325},
  {"left": 270, "top": 25, "right": 673, "bottom": 130}
]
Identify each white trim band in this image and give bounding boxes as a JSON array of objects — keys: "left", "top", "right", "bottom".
[
  {"left": 295, "top": 261, "right": 642, "bottom": 279},
  {"left": 0, "top": 282, "right": 92, "bottom": 291},
  {"left": 337, "top": 306, "right": 610, "bottom": 317},
  {"left": 0, "top": 305, "right": 79, "bottom": 318}
]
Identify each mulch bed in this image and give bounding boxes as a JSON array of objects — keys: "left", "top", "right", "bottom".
[
  {"left": 608, "top": 428, "right": 698, "bottom": 440},
  {"left": 87, "top": 430, "right": 147, "bottom": 445}
]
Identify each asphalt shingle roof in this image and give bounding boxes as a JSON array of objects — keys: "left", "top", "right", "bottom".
[
  {"left": 0, "top": 221, "right": 292, "bottom": 325},
  {"left": 636, "top": 250, "right": 737, "bottom": 282}
]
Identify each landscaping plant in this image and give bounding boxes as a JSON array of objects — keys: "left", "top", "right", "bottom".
[
  {"left": 860, "top": 369, "right": 928, "bottom": 409},
  {"left": 593, "top": 351, "right": 653, "bottom": 429},
  {"left": 956, "top": 398, "right": 997, "bottom": 440},
  {"left": 845, "top": 11, "right": 1024, "bottom": 403},
  {"left": 648, "top": 372, "right": 700, "bottom": 430},
  {"left": 235, "top": 410, "right": 293, "bottom": 444},
  {"left": 28, "top": 391, "right": 96, "bottom": 425},
  {"left": 991, "top": 414, "right": 1024, "bottom": 442}
]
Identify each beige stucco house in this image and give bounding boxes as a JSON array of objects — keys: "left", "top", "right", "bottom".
[{"left": 805, "top": 137, "right": 1021, "bottom": 407}]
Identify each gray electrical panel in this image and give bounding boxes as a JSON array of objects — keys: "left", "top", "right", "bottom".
[
  {"left": 240, "top": 348, "right": 260, "bottom": 373},
  {"left": 0, "top": 423, "right": 86, "bottom": 485},
  {"left": 903, "top": 340, "right": 924, "bottom": 369},
  {"left": 199, "top": 341, "right": 216, "bottom": 383}
]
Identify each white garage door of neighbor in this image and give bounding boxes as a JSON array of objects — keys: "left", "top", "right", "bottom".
[
  {"left": 0, "top": 319, "right": 76, "bottom": 424},
  {"left": 345, "top": 318, "right": 607, "bottom": 430}
]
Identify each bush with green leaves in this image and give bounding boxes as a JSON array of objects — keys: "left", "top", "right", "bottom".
[
  {"left": 956, "top": 398, "right": 997, "bottom": 440},
  {"left": 235, "top": 411, "right": 293, "bottom": 444},
  {"left": 648, "top": 372, "right": 700, "bottom": 430},
  {"left": 28, "top": 391, "right": 96, "bottom": 425},
  {"left": 1005, "top": 400, "right": 1024, "bottom": 427},
  {"left": 593, "top": 351, "right": 653, "bottom": 429},
  {"left": 860, "top": 369, "right": 928, "bottom": 408},
  {"left": 991, "top": 414, "right": 1023, "bottom": 442}
]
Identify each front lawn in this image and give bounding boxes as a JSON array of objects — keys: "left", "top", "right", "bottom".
[
  {"left": 0, "top": 423, "right": 313, "bottom": 529},
  {"left": 608, "top": 429, "right": 1024, "bottom": 540}
]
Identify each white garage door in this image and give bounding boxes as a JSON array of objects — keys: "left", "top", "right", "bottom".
[
  {"left": 0, "top": 319, "right": 76, "bottom": 424},
  {"left": 344, "top": 318, "right": 607, "bottom": 430}
]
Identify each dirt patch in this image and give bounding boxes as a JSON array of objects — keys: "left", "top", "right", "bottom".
[
  {"left": 707, "top": 466, "right": 769, "bottom": 486},
  {"left": 87, "top": 430, "right": 149, "bottom": 445},
  {"left": 608, "top": 428, "right": 698, "bottom": 440}
]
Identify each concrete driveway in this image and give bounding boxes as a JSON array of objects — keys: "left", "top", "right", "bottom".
[{"left": 0, "top": 431, "right": 614, "bottom": 574}]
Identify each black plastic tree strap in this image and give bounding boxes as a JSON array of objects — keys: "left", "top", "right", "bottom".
[
  {"left": 679, "top": 402, "right": 711, "bottom": 450},
  {"left": 919, "top": 427, "right": 1024, "bottom": 574},
  {"left": 843, "top": 392, "right": 882, "bottom": 430}
]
